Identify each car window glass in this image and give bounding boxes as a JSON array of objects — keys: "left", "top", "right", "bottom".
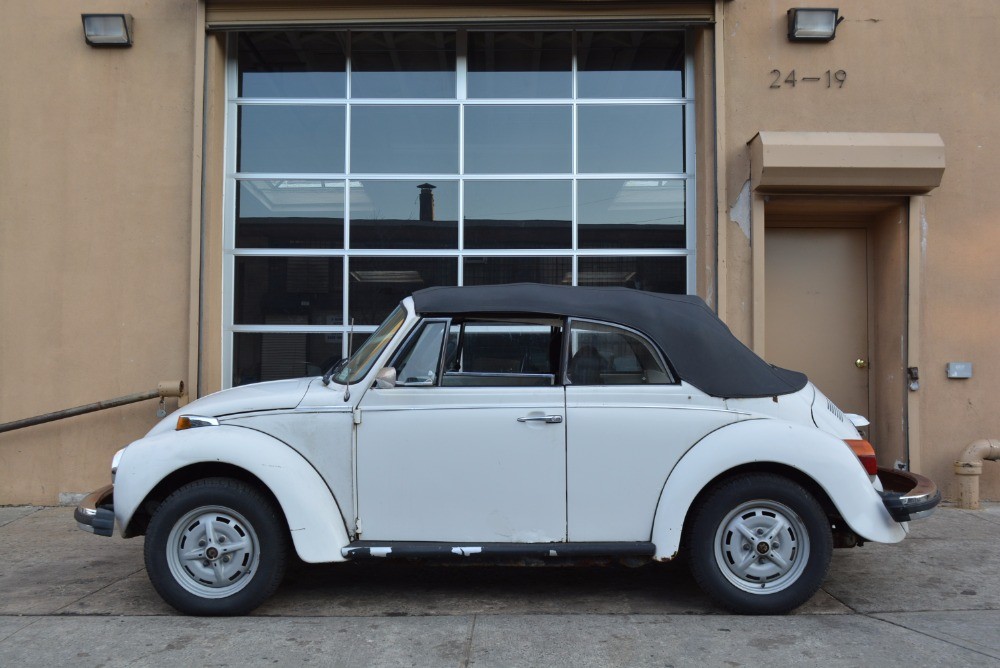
[
  {"left": 567, "top": 321, "right": 672, "bottom": 385},
  {"left": 393, "top": 321, "right": 448, "bottom": 386},
  {"left": 332, "top": 305, "right": 406, "bottom": 385},
  {"left": 442, "top": 319, "right": 562, "bottom": 387}
]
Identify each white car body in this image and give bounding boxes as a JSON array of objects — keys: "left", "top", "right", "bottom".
[{"left": 77, "top": 285, "right": 938, "bottom": 615}]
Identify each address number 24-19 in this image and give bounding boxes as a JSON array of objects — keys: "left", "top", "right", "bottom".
[{"left": 770, "top": 69, "right": 847, "bottom": 88}]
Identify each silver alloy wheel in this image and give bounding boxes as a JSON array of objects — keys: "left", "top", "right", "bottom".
[
  {"left": 165, "top": 505, "right": 261, "bottom": 599},
  {"left": 713, "top": 499, "right": 810, "bottom": 595}
]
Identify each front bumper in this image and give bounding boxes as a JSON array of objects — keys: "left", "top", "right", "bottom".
[
  {"left": 877, "top": 468, "right": 941, "bottom": 522},
  {"left": 74, "top": 484, "right": 115, "bottom": 537}
]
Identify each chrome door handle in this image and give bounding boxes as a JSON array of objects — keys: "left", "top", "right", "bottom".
[{"left": 517, "top": 415, "right": 563, "bottom": 424}]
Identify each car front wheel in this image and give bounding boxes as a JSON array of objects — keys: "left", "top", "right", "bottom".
[
  {"left": 687, "top": 473, "right": 833, "bottom": 614},
  {"left": 144, "top": 477, "right": 288, "bottom": 616}
]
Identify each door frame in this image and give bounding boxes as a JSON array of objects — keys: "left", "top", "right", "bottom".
[
  {"left": 753, "top": 195, "right": 918, "bottom": 470},
  {"left": 739, "top": 131, "right": 943, "bottom": 474}
]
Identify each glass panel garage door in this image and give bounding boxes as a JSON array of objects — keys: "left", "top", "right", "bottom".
[{"left": 225, "top": 29, "right": 695, "bottom": 386}]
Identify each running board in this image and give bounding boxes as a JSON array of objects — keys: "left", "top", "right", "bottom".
[{"left": 341, "top": 541, "right": 655, "bottom": 560}]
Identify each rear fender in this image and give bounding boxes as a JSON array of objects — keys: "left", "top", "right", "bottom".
[
  {"left": 114, "top": 425, "right": 350, "bottom": 563},
  {"left": 650, "top": 419, "right": 906, "bottom": 561}
]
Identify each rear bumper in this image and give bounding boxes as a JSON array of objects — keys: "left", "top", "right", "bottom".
[
  {"left": 877, "top": 468, "right": 941, "bottom": 522},
  {"left": 74, "top": 484, "right": 115, "bottom": 537}
]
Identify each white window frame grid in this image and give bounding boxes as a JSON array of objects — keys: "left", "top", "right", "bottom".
[{"left": 222, "top": 27, "right": 697, "bottom": 388}]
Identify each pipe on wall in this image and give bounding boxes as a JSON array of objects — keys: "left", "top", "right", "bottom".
[
  {"left": 954, "top": 439, "right": 1000, "bottom": 509},
  {"left": 0, "top": 381, "right": 185, "bottom": 435}
]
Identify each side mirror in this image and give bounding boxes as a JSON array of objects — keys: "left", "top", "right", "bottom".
[{"left": 374, "top": 367, "right": 396, "bottom": 389}]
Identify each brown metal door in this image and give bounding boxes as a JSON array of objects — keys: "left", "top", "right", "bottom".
[{"left": 765, "top": 227, "right": 869, "bottom": 418}]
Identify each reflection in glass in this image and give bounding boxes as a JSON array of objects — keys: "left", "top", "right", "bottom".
[
  {"left": 237, "top": 180, "right": 344, "bottom": 248},
  {"left": 233, "top": 332, "right": 343, "bottom": 386},
  {"left": 578, "top": 180, "right": 685, "bottom": 249},
  {"left": 467, "top": 32, "right": 571, "bottom": 98},
  {"left": 463, "top": 257, "right": 570, "bottom": 285},
  {"left": 334, "top": 306, "right": 405, "bottom": 384},
  {"left": 395, "top": 321, "right": 448, "bottom": 386},
  {"left": 238, "top": 106, "right": 345, "bottom": 173},
  {"left": 578, "top": 31, "right": 684, "bottom": 98},
  {"left": 351, "top": 32, "right": 456, "bottom": 98},
  {"left": 238, "top": 32, "right": 347, "bottom": 98},
  {"left": 577, "top": 256, "right": 685, "bottom": 293},
  {"left": 350, "top": 106, "right": 458, "bottom": 174},
  {"left": 234, "top": 257, "right": 344, "bottom": 325},
  {"left": 465, "top": 106, "right": 571, "bottom": 174},
  {"left": 229, "top": 29, "right": 696, "bottom": 388},
  {"left": 348, "top": 332, "right": 374, "bottom": 356},
  {"left": 578, "top": 105, "right": 683, "bottom": 174},
  {"left": 349, "top": 257, "right": 457, "bottom": 325},
  {"left": 568, "top": 320, "right": 672, "bottom": 385},
  {"left": 350, "top": 180, "right": 458, "bottom": 249},
  {"left": 454, "top": 322, "right": 560, "bottom": 376},
  {"left": 464, "top": 180, "right": 571, "bottom": 249}
]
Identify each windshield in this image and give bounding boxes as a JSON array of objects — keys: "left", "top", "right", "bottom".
[{"left": 332, "top": 306, "right": 407, "bottom": 385}]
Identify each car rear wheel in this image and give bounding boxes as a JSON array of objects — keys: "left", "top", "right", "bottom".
[
  {"left": 144, "top": 477, "right": 288, "bottom": 616},
  {"left": 687, "top": 473, "right": 832, "bottom": 614}
]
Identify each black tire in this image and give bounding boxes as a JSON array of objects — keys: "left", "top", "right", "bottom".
[
  {"left": 144, "top": 477, "right": 288, "bottom": 616},
  {"left": 687, "top": 473, "right": 832, "bottom": 615}
]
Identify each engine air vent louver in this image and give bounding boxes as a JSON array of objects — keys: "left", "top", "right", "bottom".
[{"left": 827, "top": 399, "right": 845, "bottom": 422}]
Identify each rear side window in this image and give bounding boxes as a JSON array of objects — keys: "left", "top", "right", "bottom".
[{"left": 566, "top": 320, "right": 673, "bottom": 385}]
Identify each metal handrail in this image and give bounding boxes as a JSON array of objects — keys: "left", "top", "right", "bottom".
[{"left": 0, "top": 381, "right": 184, "bottom": 434}]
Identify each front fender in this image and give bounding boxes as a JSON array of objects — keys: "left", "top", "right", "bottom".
[
  {"left": 114, "top": 425, "right": 350, "bottom": 563},
  {"left": 650, "top": 419, "right": 906, "bottom": 561}
]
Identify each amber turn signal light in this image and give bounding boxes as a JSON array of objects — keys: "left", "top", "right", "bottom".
[
  {"left": 175, "top": 415, "right": 219, "bottom": 431},
  {"left": 845, "top": 439, "right": 878, "bottom": 475}
]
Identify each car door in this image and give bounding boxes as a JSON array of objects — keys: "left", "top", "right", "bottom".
[
  {"left": 355, "top": 318, "right": 567, "bottom": 543},
  {"left": 564, "top": 319, "right": 738, "bottom": 541}
]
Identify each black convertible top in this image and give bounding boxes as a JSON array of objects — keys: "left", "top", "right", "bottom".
[{"left": 412, "top": 284, "right": 807, "bottom": 399}]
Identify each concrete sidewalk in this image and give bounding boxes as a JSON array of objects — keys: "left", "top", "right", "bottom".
[{"left": 1, "top": 504, "right": 999, "bottom": 666}]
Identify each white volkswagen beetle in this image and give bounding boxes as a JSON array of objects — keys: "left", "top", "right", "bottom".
[{"left": 76, "top": 284, "right": 939, "bottom": 616}]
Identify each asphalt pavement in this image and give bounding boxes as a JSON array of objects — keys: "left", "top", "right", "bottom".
[{"left": 1, "top": 503, "right": 999, "bottom": 667}]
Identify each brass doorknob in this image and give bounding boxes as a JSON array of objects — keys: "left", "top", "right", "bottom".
[{"left": 856, "top": 358, "right": 868, "bottom": 369}]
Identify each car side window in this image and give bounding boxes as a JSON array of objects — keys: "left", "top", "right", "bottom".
[
  {"left": 566, "top": 320, "right": 673, "bottom": 385},
  {"left": 392, "top": 320, "right": 448, "bottom": 386},
  {"left": 441, "top": 319, "right": 562, "bottom": 387}
]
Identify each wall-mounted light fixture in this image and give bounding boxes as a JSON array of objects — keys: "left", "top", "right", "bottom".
[
  {"left": 81, "top": 14, "right": 134, "bottom": 47},
  {"left": 787, "top": 8, "right": 843, "bottom": 42}
]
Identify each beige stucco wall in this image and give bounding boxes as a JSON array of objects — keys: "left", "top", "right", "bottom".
[
  {"left": 2, "top": 0, "right": 998, "bottom": 505},
  {"left": 718, "top": 0, "right": 1000, "bottom": 498},
  {"left": 0, "top": 0, "right": 201, "bottom": 504}
]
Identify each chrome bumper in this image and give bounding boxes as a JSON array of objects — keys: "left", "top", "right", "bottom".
[
  {"left": 74, "top": 484, "right": 115, "bottom": 537},
  {"left": 877, "top": 468, "right": 941, "bottom": 522}
]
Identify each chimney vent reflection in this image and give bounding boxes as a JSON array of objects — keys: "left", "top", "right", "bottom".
[{"left": 417, "top": 182, "right": 436, "bottom": 222}]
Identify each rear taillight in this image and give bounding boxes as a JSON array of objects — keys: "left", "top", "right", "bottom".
[{"left": 845, "top": 439, "right": 878, "bottom": 475}]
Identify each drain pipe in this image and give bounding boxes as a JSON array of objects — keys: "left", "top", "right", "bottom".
[
  {"left": 954, "top": 439, "right": 1000, "bottom": 509},
  {"left": 0, "top": 381, "right": 185, "bottom": 435}
]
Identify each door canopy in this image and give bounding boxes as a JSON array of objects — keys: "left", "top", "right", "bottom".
[{"left": 749, "top": 132, "right": 945, "bottom": 194}]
